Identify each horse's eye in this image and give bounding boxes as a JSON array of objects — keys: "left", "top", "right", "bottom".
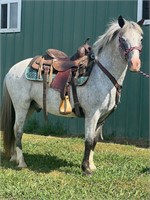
[
  {"left": 119, "top": 37, "right": 126, "bottom": 43},
  {"left": 140, "top": 37, "right": 143, "bottom": 42}
]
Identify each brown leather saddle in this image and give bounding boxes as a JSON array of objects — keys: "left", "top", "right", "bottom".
[
  {"left": 29, "top": 39, "right": 94, "bottom": 118},
  {"left": 30, "top": 44, "right": 91, "bottom": 72}
]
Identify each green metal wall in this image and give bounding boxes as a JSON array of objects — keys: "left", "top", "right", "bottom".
[{"left": 1, "top": 0, "right": 149, "bottom": 140}]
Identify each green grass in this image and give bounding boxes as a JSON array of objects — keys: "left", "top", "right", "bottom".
[{"left": 0, "top": 134, "right": 150, "bottom": 200}]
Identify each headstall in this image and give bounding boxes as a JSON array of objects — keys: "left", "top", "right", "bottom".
[{"left": 119, "top": 36, "right": 142, "bottom": 57}]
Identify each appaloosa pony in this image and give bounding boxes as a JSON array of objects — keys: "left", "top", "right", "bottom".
[{"left": 1, "top": 16, "right": 143, "bottom": 175}]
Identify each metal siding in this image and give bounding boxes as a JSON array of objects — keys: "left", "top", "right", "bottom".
[
  {"left": 139, "top": 26, "right": 149, "bottom": 139},
  {"left": 0, "top": 1, "right": 149, "bottom": 140},
  {"left": 23, "top": 1, "right": 36, "bottom": 56}
]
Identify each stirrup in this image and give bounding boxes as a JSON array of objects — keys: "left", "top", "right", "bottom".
[{"left": 59, "top": 95, "right": 72, "bottom": 115}]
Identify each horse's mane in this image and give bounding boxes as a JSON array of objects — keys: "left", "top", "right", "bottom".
[{"left": 93, "top": 20, "right": 143, "bottom": 56}]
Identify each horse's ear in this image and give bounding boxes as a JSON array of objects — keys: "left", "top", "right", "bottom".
[
  {"left": 137, "top": 19, "right": 145, "bottom": 26},
  {"left": 118, "top": 16, "right": 125, "bottom": 28}
]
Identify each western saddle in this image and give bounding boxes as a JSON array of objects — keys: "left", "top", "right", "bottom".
[{"left": 29, "top": 38, "right": 94, "bottom": 119}]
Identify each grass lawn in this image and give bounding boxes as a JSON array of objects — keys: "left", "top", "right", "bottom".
[{"left": 0, "top": 133, "right": 150, "bottom": 200}]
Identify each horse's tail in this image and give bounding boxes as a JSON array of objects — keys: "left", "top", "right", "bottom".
[{"left": 1, "top": 80, "right": 15, "bottom": 157}]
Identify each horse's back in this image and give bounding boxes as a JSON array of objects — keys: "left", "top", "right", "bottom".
[{"left": 6, "top": 58, "right": 32, "bottom": 78}]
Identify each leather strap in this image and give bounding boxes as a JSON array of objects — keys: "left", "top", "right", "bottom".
[
  {"left": 71, "top": 60, "right": 95, "bottom": 117},
  {"left": 95, "top": 59, "right": 122, "bottom": 105},
  {"left": 70, "top": 71, "right": 83, "bottom": 117},
  {"left": 43, "top": 65, "right": 49, "bottom": 121}
]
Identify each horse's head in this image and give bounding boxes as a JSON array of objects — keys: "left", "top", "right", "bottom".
[{"left": 118, "top": 16, "right": 144, "bottom": 72}]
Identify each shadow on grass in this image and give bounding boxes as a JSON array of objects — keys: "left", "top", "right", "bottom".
[
  {"left": 25, "top": 153, "right": 80, "bottom": 173},
  {"left": 1, "top": 152, "right": 80, "bottom": 174},
  {"left": 141, "top": 167, "right": 150, "bottom": 174}
]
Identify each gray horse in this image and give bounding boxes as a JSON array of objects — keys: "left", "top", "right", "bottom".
[{"left": 1, "top": 16, "right": 143, "bottom": 175}]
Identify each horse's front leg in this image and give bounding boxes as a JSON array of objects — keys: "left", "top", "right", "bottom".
[
  {"left": 82, "top": 114, "right": 100, "bottom": 175},
  {"left": 89, "top": 123, "right": 103, "bottom": 171}
]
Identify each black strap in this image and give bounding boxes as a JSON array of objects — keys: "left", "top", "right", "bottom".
[{"left": 70, "top": 70, "right": 85, "bottom": 117}]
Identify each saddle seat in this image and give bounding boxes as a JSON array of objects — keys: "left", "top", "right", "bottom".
[
  {"left": 30, "top": 50, "right": 89, "bottom": 73},
  {"left": 46, "top": 49, "right": 68, "bottom": 59},
  {"left": 30, "top": 48, "right": 68, "bottom": 72}
]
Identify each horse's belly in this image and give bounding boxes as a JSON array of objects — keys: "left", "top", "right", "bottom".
[{"left": 31, "top": 83, "right": 77, "bottom": 118}]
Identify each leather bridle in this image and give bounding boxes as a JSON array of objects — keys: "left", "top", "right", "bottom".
[
  {"left": 119, "top": 36, "right": 142, "bottom": 58},
  {"left": 118, "top": 36, "right": 149, "bottom": 78},
  {"left": 123, "top": 46, "right": 142, "bottom": 56}
]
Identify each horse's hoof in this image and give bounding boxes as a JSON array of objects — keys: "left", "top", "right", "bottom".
[
  {"left": 82, "top": 169, "right": 92, "bottom": 177},
  {"left": 10, "top": 155, "right": 17, "bottom": 162},
  {"left": 82, "top": 166, "right": 92, "bottom": 176},
  {"left": 18, "top": 162, "right": 27, "bottom": 168},
  {"left": 89, "top": 163, "right": 97, "bottom": 171},
  {"left": 82, "top": 162, "right": 93, "bottom": 176}
]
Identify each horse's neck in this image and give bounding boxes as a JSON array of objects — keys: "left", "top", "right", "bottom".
[{"left": 96, "top": 42, "right": 128, "bottom": 86}]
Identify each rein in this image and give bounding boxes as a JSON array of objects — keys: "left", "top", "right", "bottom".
[{"left": 139, "top": 70, "right": 150, "bottom": 78}]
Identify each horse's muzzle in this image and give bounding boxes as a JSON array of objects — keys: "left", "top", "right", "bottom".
[{"left": 128, "top": 56, "right": 141, "bottom": 72}]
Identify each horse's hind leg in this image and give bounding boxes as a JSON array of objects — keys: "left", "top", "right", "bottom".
[
  {"left": 13, "top": 106, "right": 30, "bottom": 168},
  {"left": 10, "top": 102, "right": 36, "bottom": 163},
  {"left": 10, "top": 144, "right": 17, "bottom": 162}
]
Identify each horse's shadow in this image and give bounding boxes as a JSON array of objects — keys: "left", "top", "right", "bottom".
[{"left": 1, "top": 152, "right": 80, "bottom": 174}]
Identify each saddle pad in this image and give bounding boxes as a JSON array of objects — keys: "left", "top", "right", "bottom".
[
  {"left": 25, "top": 66, "right": 42, "bottom": 81},
  {"left": 25, "top": 66, "right": 88, "bottom": 85},
  {"left": 76, "top": 76, "right": 88, "bottom": 86},
  {"left": 25, "top": 66, "right": 51, "bottom": 82}
]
